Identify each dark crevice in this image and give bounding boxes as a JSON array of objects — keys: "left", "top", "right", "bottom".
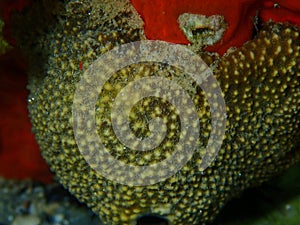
[{"left": 136, "top": 214, "right": 169, "bottom": 225}]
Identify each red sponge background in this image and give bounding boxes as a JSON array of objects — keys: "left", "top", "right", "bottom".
[{"left": 0, "top": 0, "right": 53, "bottom": 183}]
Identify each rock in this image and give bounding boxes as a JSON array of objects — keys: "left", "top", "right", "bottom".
[{"left": 12, "top": 215, "right": 41, "bottom": 225}]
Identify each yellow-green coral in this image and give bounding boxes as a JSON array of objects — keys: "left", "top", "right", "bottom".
[{"left": 11, "top": 0, "right": 300, "bottom": 225}]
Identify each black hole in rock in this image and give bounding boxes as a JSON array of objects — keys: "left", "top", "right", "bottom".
[
  {"left": 192, "top": 27, "right": 213, "bottom": 36},
  {"left": 136, "top": 214, "right": 169, "bottom": 225}
]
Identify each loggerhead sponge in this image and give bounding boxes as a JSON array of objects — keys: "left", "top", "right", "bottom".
[{"left": 12, "top": 0, "right": 300, "bottom": 224}]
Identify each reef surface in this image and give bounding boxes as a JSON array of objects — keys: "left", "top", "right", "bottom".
[{"left": 10, "top": 0, "right": 300, "bottom": 225}]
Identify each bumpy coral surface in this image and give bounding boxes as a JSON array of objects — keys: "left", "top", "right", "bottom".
[{"left": 11, "top": 0, "right": 300, "bottom": 224}]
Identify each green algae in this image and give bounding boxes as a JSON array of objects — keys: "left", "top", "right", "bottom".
[{"left": 0, "top": 19, "right": 12, "bottom": 55}]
